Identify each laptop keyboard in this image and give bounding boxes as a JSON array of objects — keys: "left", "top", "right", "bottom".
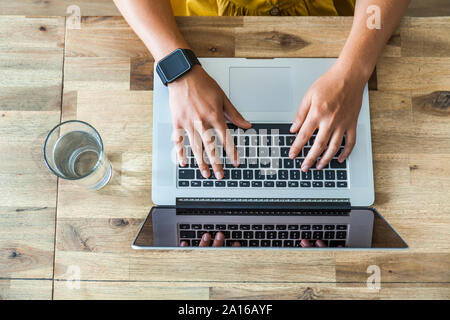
[
  {"left": 177, "top": 124, "right": 348, "bottom": 189},
  {"left": 178, "top": 223, "right": 348, "bottom": 247}
]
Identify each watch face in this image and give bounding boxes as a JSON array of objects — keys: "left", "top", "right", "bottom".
[{"left": 159, "top": 50, "right": 190, "bottom": 82}]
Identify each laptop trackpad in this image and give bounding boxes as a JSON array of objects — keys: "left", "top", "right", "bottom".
[{"left": 229, "top": 67, "right": 293, "bottom": 113}]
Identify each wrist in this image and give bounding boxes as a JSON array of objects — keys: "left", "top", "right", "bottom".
[{"left": 334, "top": 57, "right": 373, "bottom": 85}]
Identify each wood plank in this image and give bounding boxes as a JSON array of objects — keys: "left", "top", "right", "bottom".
[{"left": 0, "top": 279, "right": 53, "bottom": 300}]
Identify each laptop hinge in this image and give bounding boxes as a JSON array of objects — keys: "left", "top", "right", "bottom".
[{"left": 176, "top": 197, "right": 351, "bottom": 214}]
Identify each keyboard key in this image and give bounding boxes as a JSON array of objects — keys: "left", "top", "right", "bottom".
[
  {"left": 336, "top": 231, "right": 347, "bottom": 239},
  {"left": 179, "top": 169, "right": 195, "bottom": 179},
  {"left": 300, "top": 181, "right": 311, "bottom": 187},
  {"left": 301, "top": 231, "right": 312, "bottom": 239},
  {"left": 192, "top": 240, "right": 200, "bottom": 246},
  {"left": 239, "top": 181, "right": 250, "bottom": 187},
  {"left": 279, "top": 231, "right": 288, "bottom": 239},
  {"left": 203, "top": 224, "right": 214, "bottom": 230},
  {"left": 255, "top": 170, "right": 265, "bottom": 180},
  {"left": 225, "top": 240, "right": 235, "bottom": 247},
  {"left": 255, "top": 231, "right": 265, "bottom": 239},
  {"left": 275, "top": 136, "right": 284, "bottom": 146},
  {"left": 178, "top": 181, "right": 189, "bottom": 187},
  {"left": 276, "top": 225, "right": 287, "bottom": 230},
  {"left": 313, "top": 231, "right": 323, "bottom": 240},
  {"left": 312, "top": 225, "right": 323, "bottom": 230},
  {"left": 302, "top": 171, "right": 312, "bottom": 180},
  {"left": 304, "top": 147, "right": 311, "bottom": 156},
  {"left": 249, "top": 159, "right": 259, "bottom": 168},
  {"left": 240, "top": 225, "right": 250, "bottom": 230},
  {"left": 295, "top": 158, "right": 303, "bottom": 168},
  {"left": 266, "top": 170, "right": 277, "bottom": 179},
  {"left": 281, "top": 148, "right": 290, "bottom": 157},
  {"left": 239, "top": 240, "right": 248, "bottom": 247},
  {"left": 290, "top": 170, "right": 300, "bottom": 180},
  {"left": 179, "top": 224, "right": 190, "bottom": 229},
  {"left": 337, "top": 225, "right": 348, "bottom": 230},
  {"left": 325, "top": 170, "right": 335, "bottom": 180},
  {"left": 325, "top": 182, "right": 336, "bottom": 188},
  {"left": 264, "top": 225, "right": 275, "bottom": 230},
  {"left": 300, "top": 225, "right": 311, "bottom": 230},
  {"left": 290, "top": 231, "right": 300, "bottom": 239},
  {"left": 227, "top": 181, "right": 238, "bottom": 187},
  {"left": 228, "top": 224, "right": 238, "bottom": 230},
  {"left": 264, "top": 181, "right": 274, "bottom": 187},
  {"left": 286, "top": 136, "right": 296, "bottom": 145},
  {"left": 272, "top": 240, "right": 282, "bottom": 247},
  {"left": 288, "top": 225, "right": 299, "bottom": 230},
  {"left": 313, "top": 170, "right": 324, "bottom": 180},
  {"left": 215, "top": 181, "right": 226, "bottom": 187},
  {"left": 223, "top": 170, "right": 230, "bottom": 180},
  {"left": 337, "top": 170, "right": 347, "bottom": 180},
  {"left": 284, "top": 240, "right": 294, "bottom": 247},
  {"left": 278, "top": 170, "right": 289, "bottom": 180},
  {"left": 259, "top": 147, "right": 269, "bottom": 157},
  {"left": 231, "top": 170, "right": 242, "bottom": 180},
  {"left": 288, "top": 181, "right": 299, "bottom": 187},
  {"left": 243, "top": 170, "right": 253, "bottom": 180},
  {"left": 325, "top": 225, "right": 335, "bottom": 230},
  {"left": 329, "top": 240, "right": 346, "bottom": 247},
  {"left": 252, "top": 225, "right": 263, "bottom": 230},
  {"left": 312, "top": 181, "right": 323, "bottom": 188},
  {"left": 324, "top": 231, "right": 335, "bottom": 239},
  {"left": 216, "top": 224, "right": 226, "bottom": 230},
  {"left": 249, "top": 240, "right": 259, "bottom": 247},
  {"left": 232, "top": 231, "right": 242, "bottom": 238},
  {"left": 267, "top": 231, "right": 277, "bottom": 239},
  {"left": 180, "top": 231, "right": 195, "bottom": 238},
  {"left": 191, "top": 224, "right": 202, "bottom": 230},
  {"left": 295, "top": 240, "right": 302, "bottom": 247},
  {"left": 197, "top": 230, "right": 208, "bottom": 238},
  {"left": 261, "top": 240, "right": 271, "bottom": 247},
  {"left": 244, "top": 231, "right": 254, "bottom": 239},
  {"left": 203, "top": 181, "right": 213, "bottom": 187},
  {"left": 337, "top": 182, "right": 348, "bottom": 188},
  {"left": 330, "top": 159, "right": 346, "bottom": 168},
  {"left": 283, "top": 159, "right": 294, "bottom": 168},
  {"left": 276, "top": 181, "right": 287, "bottom": 187},
  {"left": 252, "top": 181, "right": 262, "bottom": 187}
]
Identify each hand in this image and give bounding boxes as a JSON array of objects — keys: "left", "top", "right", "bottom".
[
  {"left": 288, "top": 62, "right": 366, "bottom": 171},
  {"left": 169, "top": 65, "right": 251, "bottom": 179},
  {"left": 180, "top": 232, "right": 241, "bottom": 247}
]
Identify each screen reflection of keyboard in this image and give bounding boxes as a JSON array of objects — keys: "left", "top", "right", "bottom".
[
  {"left": 178, "top": 223, "right": 348, "bottom": 247},
  {"left": 177, "top": 124, "right": 348, "bottom": 189}
]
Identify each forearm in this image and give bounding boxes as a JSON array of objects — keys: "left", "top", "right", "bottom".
[
  {"left": 337, "top": 0, "right": 410, "bottom": 82},
  {"left": 113, "top": 0, "right": 189, "bottom": 61}
]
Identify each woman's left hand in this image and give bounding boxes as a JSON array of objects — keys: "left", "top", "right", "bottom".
[{"left": 288, "top": 61, "right": 367, "bottom": 172}]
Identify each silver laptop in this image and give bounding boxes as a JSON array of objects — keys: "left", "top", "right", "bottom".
[{"left": 143, "top": 58, "right": 375, "bottom": 249}]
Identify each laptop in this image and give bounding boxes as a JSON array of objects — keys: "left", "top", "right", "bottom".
[{"left": 135, "top": 58, "right": 375, "bottom": 249}]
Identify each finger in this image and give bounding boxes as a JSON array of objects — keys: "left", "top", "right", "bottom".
[
  {"left": 316, "top": 130, "right": 344, "bottom": 170},
  {"left": 338, "top": 125, "right": 357, "bottom": 163},
  {"left": 302, "top": 126, "right": 332, "bottom": 172},
  {"left": 212, "top": 231, "right": 225, "bottom": 247},
  {"left": 200, "top": 127, "right": 224, "bottom": 179},
  {"left": 199, "top": 233, "right": 211, "bottom": 247},
  {"left": 215, "top": 120, "right": 239, "bottom": 167},
  {"left": 315, "top": 240, "right": 327, "bottom": 248},
  {"left": 180, "top": 241, "right": 189, "bottom": 247},
  {"left": 300, "top": 239, "right": 313, "bottom": 247},
  {"left": 289, "top": 117, "right": 316, "bottom": 159},
  {"left": 223, "top": 96, "right": 252, "bottom": 129},
  {"left": 290, "top": 94, "right": 311, "bottom": 133},
  {"left": 172, "top": 126, "right": 187, "bottom": 167},
  {"left": 186, "top": 127, "right": 210, "bottom": 178},
  {"left": 232, "top": 241, "right": 241, "bottom": 247}
]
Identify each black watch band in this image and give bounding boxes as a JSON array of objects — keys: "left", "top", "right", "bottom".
[{"left": 156, "top": 48, "right": 201, "bottom": 86}]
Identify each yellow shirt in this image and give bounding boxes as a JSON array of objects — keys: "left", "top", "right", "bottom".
[{"left": 170, "top": 0, "right": 356, "bottom": 16}]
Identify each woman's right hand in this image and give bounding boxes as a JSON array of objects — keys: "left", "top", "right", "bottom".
[{"left": 169, "top": 65, "right": 251, "bottom": 179}]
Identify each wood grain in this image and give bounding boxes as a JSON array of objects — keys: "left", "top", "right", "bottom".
[{"left": 1, "top": 14, "right": 449, "bottom": 299}]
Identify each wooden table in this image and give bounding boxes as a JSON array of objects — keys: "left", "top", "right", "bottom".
[{"left": 0, "top": 16, "right": 449, "bottom": 300}]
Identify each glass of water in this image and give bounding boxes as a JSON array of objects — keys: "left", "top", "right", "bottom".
[{"left": 43, "top": 120, "right": 112, "bottom": 190}]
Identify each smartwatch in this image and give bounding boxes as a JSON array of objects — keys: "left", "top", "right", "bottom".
[{"left": 156, "top": 48, "right": 201, "bottom": 86}]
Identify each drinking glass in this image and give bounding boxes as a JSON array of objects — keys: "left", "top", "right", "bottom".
[{"left": 43, "top": 120, "right": 112, "bottom": 190}]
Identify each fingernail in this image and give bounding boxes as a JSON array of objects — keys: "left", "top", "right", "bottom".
[
  {"left": 302, "top": 164, "right": 309, "bottom": 172},
  {"left": 317, "top": 163, "right": 323, "bottom": 170},
  {"left": 215, "top": 171, "right": 223, "bottom": 180},
  {"left": 203, "top": 234, "right": 209, "bottom": 241},
  {"left": 290, "top": 122, "right": 297, "bottom": 132},
  {"left": 289, "top": 152, "right": 295, "bottom": 159},
  {"left": 202, "top": 170, "right": 209, "bottom": 177},
  {"left": 215, "top": 232, "right": 224, "bottom": 240}
]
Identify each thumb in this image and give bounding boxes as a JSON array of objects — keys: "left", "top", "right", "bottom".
[{"left": 223, "top": 96, "right": 251, "bottom": 129}]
